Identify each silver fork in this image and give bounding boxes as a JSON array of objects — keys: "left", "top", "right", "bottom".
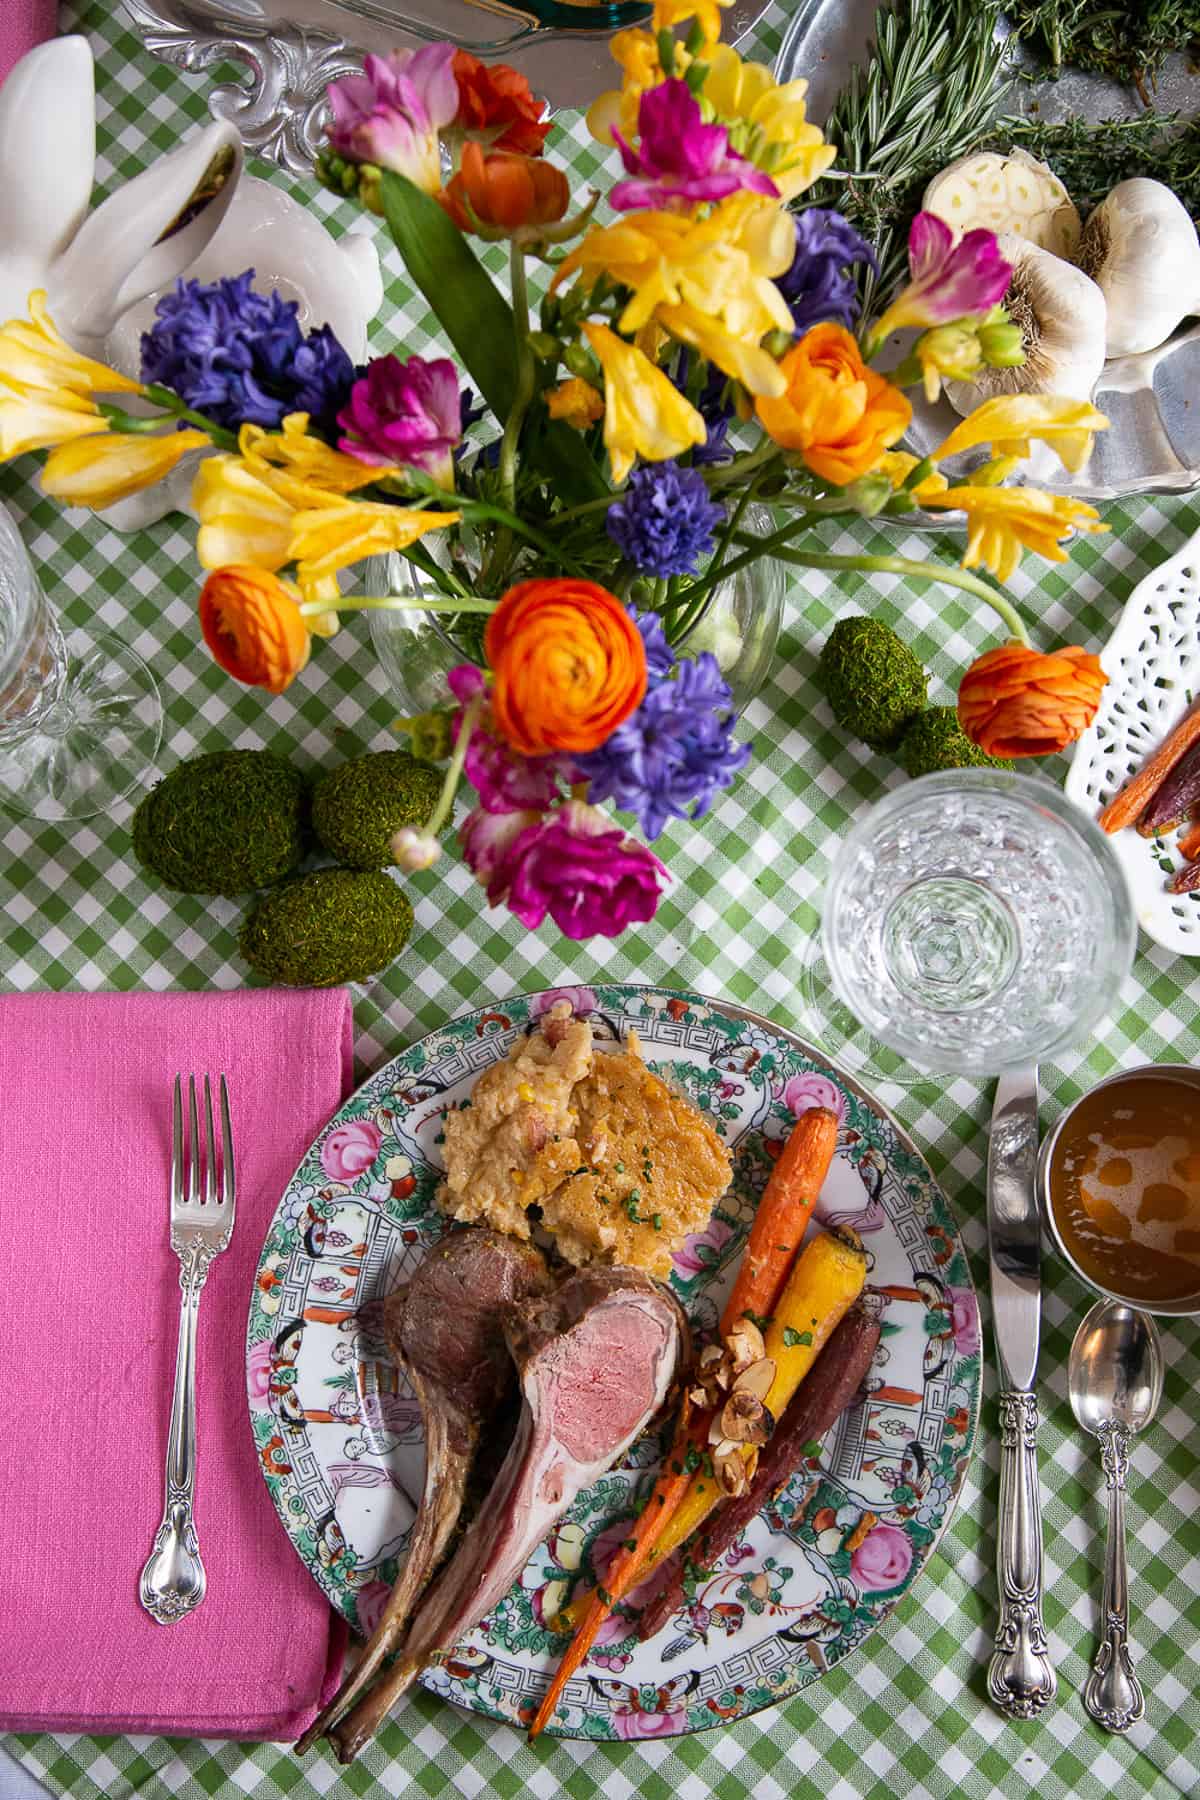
[{"left": 139, "top": 1074, "right": 236, "bottom": 1626}]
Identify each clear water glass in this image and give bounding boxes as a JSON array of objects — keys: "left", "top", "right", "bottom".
[
  {"left": 821, "top": 769, "right": 1136, "bottom": 1076},
  {"left": 0, "top": 500, "right": 162, "bottom": 820}
]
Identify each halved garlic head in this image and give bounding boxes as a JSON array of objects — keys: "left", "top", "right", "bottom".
[{"left": 923, "top": 148, "right": 1081, "bottom": 260}]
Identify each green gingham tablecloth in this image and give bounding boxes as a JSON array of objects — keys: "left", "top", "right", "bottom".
[{"left": 3, "top": 4, "right": 1199, "bottom": 1796}]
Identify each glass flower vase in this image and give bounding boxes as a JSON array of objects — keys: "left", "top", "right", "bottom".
[{"left": 367, "top": 517, "right": 784, "bottom": 719}]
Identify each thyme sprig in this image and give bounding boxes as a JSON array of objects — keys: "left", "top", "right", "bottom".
[{"left": 1005, "top": 1, "right": 1200, "bottom": 105}]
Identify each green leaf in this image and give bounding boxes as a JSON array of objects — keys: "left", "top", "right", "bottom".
[
  {"left": 783, "top": 1326, "right": 813, "bottom": 1347},
  {"left": 380, "top": 171, "right": 608, "bottom": 506}
]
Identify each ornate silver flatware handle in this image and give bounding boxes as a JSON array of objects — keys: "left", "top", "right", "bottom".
[
  {"left": 988, "top": 1389, "right": 1057, "bottom": 1719},
  {"left": 139, "top": 1246, "right": 213, "bottom": 1625},
  {"left": 1084, "top": 1421, "right": 1145, "bottom": 1733}
]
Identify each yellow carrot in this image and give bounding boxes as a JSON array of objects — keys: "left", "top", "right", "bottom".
[{"left": 631, "top": 1229, "right": 869, "bottom": 1574}]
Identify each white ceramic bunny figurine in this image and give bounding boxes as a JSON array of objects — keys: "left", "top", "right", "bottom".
[{"left": 0, "top": 36, "right": 383, "bottom": 529}]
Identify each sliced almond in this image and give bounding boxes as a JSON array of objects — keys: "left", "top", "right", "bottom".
[
  {"left": 718, "top": 1390, "right": 774, "bottom": 1447},
  {"left": 713, "top": 1442, "right": 751, "bottom": 1497},
  {"left": 726, "top": 1319, "right": 765, "bottom": 1372},
  {"left": 732, "top": 1357, "right": 776, "bottom": 1401}
]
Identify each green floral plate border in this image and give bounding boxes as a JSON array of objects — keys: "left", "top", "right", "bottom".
[{"left": 246, "top": 984, "right": 981, "bottom": 1740}]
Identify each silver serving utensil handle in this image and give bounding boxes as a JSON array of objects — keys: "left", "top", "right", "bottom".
[
  {"left": 139, "top": 1248, "right": 212, "bottom": 1624},
  {"left": 1084, "top": 1421, "right": 1145, "bottom": 1732},
  {"left": 988, "top": 1388, "right": 1057, "bottom": 1719}
]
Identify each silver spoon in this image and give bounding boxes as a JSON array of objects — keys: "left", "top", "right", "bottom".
[{"left": 1068, "top": 1298, "right": 1165, "bottom": 1733}]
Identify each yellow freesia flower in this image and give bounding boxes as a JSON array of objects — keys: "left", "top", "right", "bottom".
[
  {"left": 587, "top": 28, "right": 674, "bottom": 147},
  {"left": 877, "top": 450, "right": 950, "bottom": 506},
  {"left": 652, "top": 0, "right": 733, "bottom": 46},
  {"left": 192, "top": 453, "right": 459, "bottom": 618},
  {"left": 934, "top": 395, "right": 1110, "bottom": 476},
  {"left": 40, "top": 428, "right": 211, "bottom": 509},
  {"left": 545, "top": 377, "right": 604, "bottom": 431},
  {"left": 288, "top": 500, "right": 461, "bottom": 588},
  {"left": 237, "top": 414, "right": 378, "bottom": 494},
  {"left": 583, "top": 323, "right": 705, "bottom": 483},
  {"left": 0, "top": 384, "right": 109, "bottom": 459},
  {"left": 702, "top": 48, "right": 834, "bottom": 201},
  {"left": 558, "top": 194, "right": 794, "bottom": 397},
  {"left": 0, "top": 291, "right": 143, "bottom": 398},
  {"left": 922, "top": 484, "right": 1108, "bottom": 582}
]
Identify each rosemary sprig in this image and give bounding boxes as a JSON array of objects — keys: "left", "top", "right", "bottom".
[
  {"left": 810, "top": 0, "right": 1010, "bottom": 311},
  {"left": 1006, "top": 1, "right": 1200, "bottom": 105}
]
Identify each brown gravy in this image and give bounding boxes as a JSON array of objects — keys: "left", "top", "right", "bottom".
[{"left": 1048, "top": 1072, "right": 1200, "bottom": 1304}]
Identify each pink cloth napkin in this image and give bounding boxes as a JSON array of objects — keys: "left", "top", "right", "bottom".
[
  {"left": 0, "top": 989, "right": 353, "bottom": 1740},
  {"left": 0, "top": 0, "right": 56, "bottom": 85}
]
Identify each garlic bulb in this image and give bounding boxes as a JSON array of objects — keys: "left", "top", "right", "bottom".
[
  {"left": 945, "top": 234, "right": 1107, "bottom": 417},
  {"left": 1078, "top": 178, "right": 1200, "bottom": 358},
  {"left": 923, "top": 148, "right": 1081, "bottom": 259}
]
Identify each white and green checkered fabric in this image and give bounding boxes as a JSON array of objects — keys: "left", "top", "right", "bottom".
[{"left": 2, "top": 4, "right": 1198, "bottom": 1797}]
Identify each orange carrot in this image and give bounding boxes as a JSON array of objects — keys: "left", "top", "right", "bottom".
[
  {"left": 1099, "top": 703, "right": 1200, "bottom": 834},
  {"left": 1179, "top": 819, "right": 1200, "bottom": 863},
  {"left": 530, "top": 1401, "right": 698, "bottom": 1741},
  {"left": 721, "top": 1106, "right": 839, "bottom": 1335}
]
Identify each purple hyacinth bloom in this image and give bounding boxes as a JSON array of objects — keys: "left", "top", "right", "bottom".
[
  {"left": 633, "top": 609, "right": 675, "bottom": 682},
  {"left": 577, "top": 652, "right": 750, "bottom": 841},
  {"left": 326, "top": 44, "right": 458, "bottom": 190},
  {"left": 338, "top": 352, "right": 462, "bottom": 483},
  {"left": 607, "top": 461, "right": 725, "bottom": 578},
  {"left": 140, "top": 271, "right": 357, "bottom": 431},
  {"left": 778, "top": 209, "right": 878, "bottom": 334},
  {"left": 610, "top": 78, "right": 779, "bottom": 212}
]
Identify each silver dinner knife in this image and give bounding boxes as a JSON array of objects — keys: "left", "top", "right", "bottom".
[{"left": 986, "top": 1067, "right": 1057, "bottom": 1719}]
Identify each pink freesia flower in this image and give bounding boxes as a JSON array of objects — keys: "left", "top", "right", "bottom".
[
  {"left": 448, "top": 664, "right": 562, "bottom": 813},
  {"left": 459, "top": 805, "right": 542, "bottom": 899},
  {"left": 948, "top": 1285, "right": 981, "bottom": 1358},
  {"left": 672, "top": 1215, "right": 735, "bottom": 1280},
  {"left": 781, "top": 1072, "right": 847, "bottom": 1123},
  {"left": 850, "top": 1520, "right": 914, "bottom": 1593},
  {"left": 464, "top": 799, "right": 668, "bottom": 940},
  {"left": 326, "top": 45, "right": 458, "bottom": 191},
  {"left": 338, "top": 353, "right": 462, "bottom": 481},
  {"left": 611, "top": 78, "right": 778, "bottom": 212},
  {"left": 321, "top": 1118, "right": 383, "bottom": 1181},
  {"left": 246, "top": 1338, "right": 272, "bottom": 1408},
  {"left": 872, "top": 213, "right": 1012, "bottom": 338}
]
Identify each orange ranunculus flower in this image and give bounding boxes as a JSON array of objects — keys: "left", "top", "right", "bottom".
[
  {"left": 755, "top": 322, "right": 912, "bottom": 486},
  {"left": 957, "top": 643, "right": 1107, "bottom": 759},
  {"left": 452, "top": 49, "right": 551, "bottom": 156},
  {"left": 199, "top": 565, "right": 311, "bottom": 695},
  {"left": 484, "top": 577, "right": 647, "bottom": 756},
  {"left": 439, "top": 142, "right": 569, "bottom": 235}
]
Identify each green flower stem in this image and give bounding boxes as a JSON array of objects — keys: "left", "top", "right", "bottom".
[
  {"left": 703, "top": 440, "right": 781, "bottom": 489},
  {"left": 297, "top": 594, "right": 496, "bottom": 619},
  {"left": 498, "top": 240, "right": 536, "bottom": 514},
  {"left": 420, "top": 489, "right": 589, "bottom": 578},
  {"left": 747, "top": 545, "right": 1032, "bottom": 643},
  {"left": 426, "top": 692, "right": 485, "bottom": 840},
  {"left": 396, "top": 541, "right": 473, "bottom": 601},
  {"left": 547, "top": 493, "right": 618, "bottom": 528},
  {"left": 141, "top": 384, "right": 240, "bottom": 450}
]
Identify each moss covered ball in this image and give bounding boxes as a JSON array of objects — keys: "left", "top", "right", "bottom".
[
  {"left": 818, "top": 617, "right": 929, "bottom": 750},
  {"left": 240, "top": 869, "right": 413, "bottom": 987},
  {"left": 900, "top": 706, "right": 1015, "bottom": 779},
  {"left": 132, "top": 750, "right": 308, "bottom": 896},
  {"left": 311, "top": 751, "right": 442, "bottom": 869}
]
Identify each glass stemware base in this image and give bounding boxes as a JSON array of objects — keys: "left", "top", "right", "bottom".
[{"left": 0, "top": 629, "right": 162, "bottom": 822}]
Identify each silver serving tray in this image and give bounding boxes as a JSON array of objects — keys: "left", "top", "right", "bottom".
[
  {"left": 776, "top": 0, "right": 1200, "bottom": 502},
  {"left": 122, "top": 0, "right": 769, "bottom": 175}
]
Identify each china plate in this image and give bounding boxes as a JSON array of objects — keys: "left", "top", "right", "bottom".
[
  {"left": 1066, "top": 526, "right": 1200, "bottom": 956},
  {"left": 776, "top": 0, "right": 1200, "bottom": 503},
  {"left": 247, "top": 984, "right": 980, "bottom": 1740}
]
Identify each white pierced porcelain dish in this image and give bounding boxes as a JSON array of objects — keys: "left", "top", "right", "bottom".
[{"left": 1066, "top": 527, "right": 1200, "bottom": 956}]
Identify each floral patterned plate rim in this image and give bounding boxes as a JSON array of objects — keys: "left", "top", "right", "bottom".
[{"left": 246, "top": 983, "right": 981, "bottom": 1741}]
